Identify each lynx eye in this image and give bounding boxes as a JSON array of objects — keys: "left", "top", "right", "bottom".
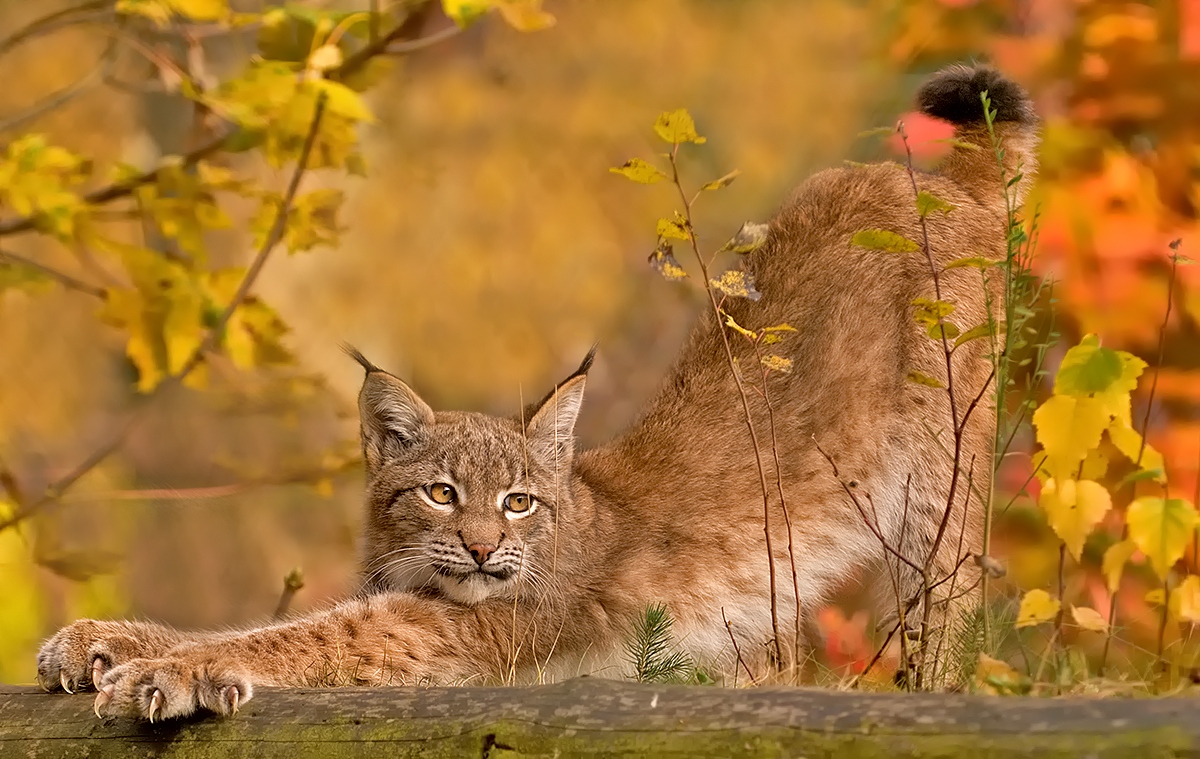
[
  {"left": 425, "top": 483, "right": 457, "bottom": 505},
  {"left": 503, "top": 493, "right": 535, "bottom": 515}
]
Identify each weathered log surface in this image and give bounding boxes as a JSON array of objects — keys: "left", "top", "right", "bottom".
[{"left": 1, "top": 679, "right": 1197, "bottom": 758}]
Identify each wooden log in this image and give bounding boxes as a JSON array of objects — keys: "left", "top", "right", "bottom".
[{"left": 1, "top": 679, "right": 1196, "bottom": 758}]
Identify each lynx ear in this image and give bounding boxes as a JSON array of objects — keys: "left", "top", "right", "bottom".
[
  {"left": 526, "top": 347, "right": 595, "bottom": 462},
  {"left": 346, "top": 346, "right": 434, "bottom": 468}
]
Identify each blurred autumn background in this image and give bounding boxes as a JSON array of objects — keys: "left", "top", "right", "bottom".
[{"left": 1, "top": 0, "right": 1199, "bottom": 688}]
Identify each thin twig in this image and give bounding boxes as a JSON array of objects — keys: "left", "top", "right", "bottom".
[
  {"left": 0, "top": 3, "right": 111, "bottom": 59},
  {"left": 752, "top": 339, "right": 803, "bottom": 674},
  {"left": 0, "top": 249, "right": 105, "bottom": 298},
  {"left": 0, "top": 96, "right": 327, "bottom": 536},
  {"left": 0, "top": 39, "right": 118, "bottom": 134},
  {"left": 667, "top": 147, "right": 783, "bottom": 670},
  {"left": 722, "top": 608, "right": 759, "bottom": 686},
  {"left": 1099, "top": 240, "right": 1181, "bottom": 676},
  {"left": 0, "top": 13, "right": 434, "bottom": 240}
]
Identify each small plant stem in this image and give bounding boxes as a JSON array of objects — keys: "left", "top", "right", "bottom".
[
  {"left": 668, "top": 148, "right": 783, "bottom": 671},
  {"left": 273, "top": 568, "right": 305, "bottom": 619},
  {"left": 723, "top": 608, "right": 759, "bottom": 686},
  {"left": 1054, "top": 542, "right": 1066, "bottom": 693},
  {"left": 1155, "top": 575, "right": 1170, "bottom": 684},
  {"left": 1099, "top": 241, "right": 1180, "bottom": 676},
  {"left": 753, "top": 339, "right": 804, "bottom": 675}
]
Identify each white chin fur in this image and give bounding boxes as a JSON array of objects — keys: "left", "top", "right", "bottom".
[{"left": 432, "top": 572, "right": 511, "bottom": 605}]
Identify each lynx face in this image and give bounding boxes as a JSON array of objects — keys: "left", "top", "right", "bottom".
[
  {"left": 350, "top": 348, "right": 590, "bottom": 605},
  {"left": 361, "top": 412, "right": 571, "bottom": 604}
]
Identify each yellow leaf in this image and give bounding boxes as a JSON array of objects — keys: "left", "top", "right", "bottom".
[
  {"left": 1039, "top": 478, "right": 1111, "bottom": 561},
  {"left": 169, "top": 0, "right": 228, "bottom": 21},
  {"left": 442, "top": 0, "right": 492, "bottom": 27},
  {"left": 975, "top": 653, "right": 1029, "bottom": 695},
  {"left": 1070, "top": 605, "right": 1108, "bottom": 633},
  {"left": 907, "top": 370, "right": 944, "bottom": 389},
  {"left": 1171, "top": 576, "right": 1200, "bottom": 624},
  {"left": 1146, "top": 588, "right": 1166, "bottom": 605},
  {"left": 648, "top": 242, "right": 688, "bottom": 282},
  {"left": 494, "top": 0, "right": 555, "bottom": 31},
  {"left": 760, "top": 355, "right": 793, "bottom": 373},
  {"left": 1032, "top": 395, "right": 1110, "bottom": 481},
  {"left": 1015, "top": 589, "right": 1060, "bottom": 628},
  {"left": 100, "top": 288, "right": 163, "bottom": 393},
  {"left": 710, "top": 270, "right": 762, "bottom": 301},
  {"left": 610, "top": 158, "right": 666, "bottom": 184},
  {"left": 701, "top": 169, "right": 741, "bottom": 191},
  {"left": 313, "top": 80, "right": 375, "bottom": 123},
  {"left": 1107, "top": 420, "right": 1166, "bottom": 482},
  {"left": 653, "top": 109, "right": 706, "bottom": 145},
  {"left": 1126, "top": 496, "right": 1200, "bottom": 580},
  {"left": 719, "top": 222, "right": 770, "bottom": 254},
  {"left": 656, "top": 215, "right": 690, "bottom": 241},
  {"left": 1102, "top": 539, "right": 1137, "bottom": 593},
  {"left": 723, "top": 313, "right": 756, "bottom": 341}
]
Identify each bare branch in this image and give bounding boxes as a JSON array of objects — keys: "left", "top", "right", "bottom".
[
  {"left": 0, "top": 40, "right": 118, "bottom": 134},
  {"left": 0, "top": 94, "right": 327, "bottom": 536},
  {"left": 0, "top": 249, "right": 106, "bottom": 298}
]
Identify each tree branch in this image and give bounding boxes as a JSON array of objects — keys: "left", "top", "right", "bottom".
[
  {"left": 0, "top": 249, "right": 106, "bottom": 298},
  {"left": 0, "top": 96, "right": 326, "bottom": 536}
]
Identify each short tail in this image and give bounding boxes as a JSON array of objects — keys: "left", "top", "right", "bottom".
[{"left": 915, "top": 64, "right": 1039, "bottom": 206}]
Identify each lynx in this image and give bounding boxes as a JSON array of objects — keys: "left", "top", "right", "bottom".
[{"left": 37, "top": 64, "right": 1038, "bottom": 720}]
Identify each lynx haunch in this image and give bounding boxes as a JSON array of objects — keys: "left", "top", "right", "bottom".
[{"left": 37, "top": 64, "right": 1038, "bottom": 720}]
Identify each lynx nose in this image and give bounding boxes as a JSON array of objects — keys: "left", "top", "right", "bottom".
[{"left": 467, "top": 543, "right": 497, "bottom": 565}]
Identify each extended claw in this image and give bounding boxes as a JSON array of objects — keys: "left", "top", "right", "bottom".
[
  {"left": 91, "top": 657, "right": 106, "bottom": 688},
  {"left": 60, "top": 671, "right": 73, "bottom": 694},
  {"left": 148, "top": 688, "right": 163, "bottom": 723},
  {"left": 225, "top": 685, "right": 240, "bottom": 715},
  {"left": 93, "top": 685, "right": 113, "bottom": 719}
]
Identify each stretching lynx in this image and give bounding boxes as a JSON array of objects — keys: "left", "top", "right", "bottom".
[{"left": 38, "top": 64, "right": 1038, "bottom": 720}]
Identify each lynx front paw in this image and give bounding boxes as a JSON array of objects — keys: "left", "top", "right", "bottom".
[
  {"left": 37, "top": 620, "right": 172, "bottom": 694},
  {"left": 93, "top": 657, "right": 251, "bottom": 721}
]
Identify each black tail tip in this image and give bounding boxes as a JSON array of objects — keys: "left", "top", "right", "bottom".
[
  {"left": 341, "top": 343, "right": 382, "bottom": 375},
  {"left": 916, "top": 64, "right": 1035, "bottom": 127}
]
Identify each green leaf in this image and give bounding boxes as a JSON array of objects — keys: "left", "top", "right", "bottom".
[
  {"left": 709, "top": 269, "right": 762, "bottom": 301},
  {"left": 851, "top": 229, "right": 918, "bottom": 253},
  {"left": 916, "top": 190, "right": 954, "bottom": 218},
  {"left": 1053, "top": 334, "right": 1140, "bottom": 397},
  {"left": 857, "top": 126, "right": 894, "bottom": 139},
  {"left": 912, "top": 297, "right": 956, "bottom": 327},
  {"left": 653, "top": 109, "right": 706, "bottom": 145},
  {"left": 907, "top": 370, "right": 944, "bottom": 389},
  {"left": 701, "top": 169, "right": 741, "bottom": 191},
  {"left": 609, "top": 158, "right": 666, "bottom": 184},
  {"left": 719, "top": 221, "right": 770, "bottom": 254},
  {"left": 927, "top": 322, "right": 960, "bottom": 342},
  {"left": 1117, "top": 468, "right": 1165, "bottom": 489},
  {"left": 648, "top": 241, "right": 688, "bottom": 282},
  {"left": 954, "top": 322, "right": 994, "bottom": 348}
]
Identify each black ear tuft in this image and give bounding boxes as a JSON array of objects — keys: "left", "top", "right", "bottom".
[
  {"left": 916, "top": 64, "right": 1035, "bottom": 127},
  {"left": 342, "top": 343, "right": 382, "bottom": 375}
]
